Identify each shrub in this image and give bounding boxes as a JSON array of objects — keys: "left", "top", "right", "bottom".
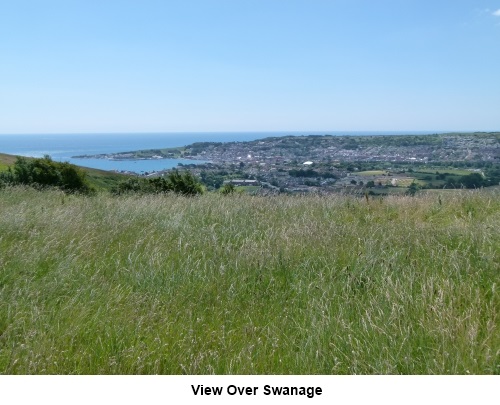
[
  {"left": 112, "top": 170, "right": 204, "bottom": 196},
  {"left": 1, "top": 156, "right": 92, "bottom": 193},
  {"left": 112, "top": 178, "right": 150, "bottom": 195},
  {"left": 220, "top": 183, "right": 236, "bottom": 195},
  {"left": 165, "top": 170, "right": 204, "bottom": 196}
]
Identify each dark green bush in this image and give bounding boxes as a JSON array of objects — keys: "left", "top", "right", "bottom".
[
  {"left": 166, "top": 170, "right": 204, "bottom": 195},
  {"left": 112, "top": 178, "right": 150, "bottom": 195},
  {"left": 113, "top": 170, "right": 204, "bottom": 196},
  {"left": 0, "top": 156, "right": 92, "bottom": 193},
  {"left": 220, "top": 183, "right": 236, "bottom": 195},
  {"left": 446, "top": 172, "right": 486, "bottom": 189}
]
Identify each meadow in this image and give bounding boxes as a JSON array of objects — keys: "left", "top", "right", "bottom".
[{"left": 0, "top": 186, "right": 499, "bottom": 374}]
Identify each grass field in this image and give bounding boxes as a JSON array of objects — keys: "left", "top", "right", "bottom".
[
  {"left": 367, "top": 186, "right": 405, "bottom": 196},
  {"left": 0, "top": 187, "right": 499, "bottom": 374},
  {"left": 237, "top": 185, "right": 262, "bottom": 194},
  {"left": 391, "top": 178, "right": 415, "bottom": 187},
  {"left": 416, "top": 168, "right": 476, "bottom": 176},
  {"left": 357, "top": 170, "right": 388, "bottom": 176}
]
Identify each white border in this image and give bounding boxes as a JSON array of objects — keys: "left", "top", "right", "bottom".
[{"left": 1, "top": 375, "right": 498, "bottom": 405}]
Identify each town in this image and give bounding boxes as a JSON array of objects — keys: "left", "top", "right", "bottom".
[{"left": 75, "top": 132, "right": 500, "bottom": 194}]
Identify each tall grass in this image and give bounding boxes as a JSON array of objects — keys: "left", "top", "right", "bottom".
[{"left": 0, "top": 186, "right": 499, "bottom": 374}]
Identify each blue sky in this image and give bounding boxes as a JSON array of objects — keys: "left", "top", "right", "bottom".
[{"left": 0, "top": 0, "right": 499, "bottom": 133}]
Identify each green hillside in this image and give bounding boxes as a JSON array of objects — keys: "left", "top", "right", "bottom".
[
  {"left": 0, "top": 153, "right": 18, "bottom": 171},
  {"left": 0, "top": 187, "right": 498, "bottom": 374},
  {"left": 81, "top": 165, "right": 131, "bottom": 191},
  {"left": 0, "top": 153, "right": 130, "bottom": 191}
]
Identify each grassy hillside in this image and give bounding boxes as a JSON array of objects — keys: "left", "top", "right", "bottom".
[
  {"left": 0, "top": 187, "right": 499, "bottom": 374},
  {"left": 81, "top": 165, "right": 131, "bottom": 191},
  {"left": 0, "top": 153, "right": 19, "bottom": 171},
  {"left": 0, "top": 153, "right": 129, "bottom": 191}
]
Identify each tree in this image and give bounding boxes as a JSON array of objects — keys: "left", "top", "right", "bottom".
[
  {"left": 29, "top": 156, "right": 62, "bottom": 186},
  {"left": 59, "top": 162, "right": 90, "bottom": 192},
  {"left": 405, "top": 181, "right": 421, "bottom": 196},
  {"left": 199, "top": 170, "right": 224, "bottom": 190},
  {"left": 459, "top": 173, "right": 484, "bottom": 189},
  {"left": 445, "top": 172, "right": 485, "bottom": 189}
]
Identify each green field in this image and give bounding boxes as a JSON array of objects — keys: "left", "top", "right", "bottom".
[
  {"left": 357, "top": 170, "right": 388, "bottom": 176},
  {"left": 368, "top": 187, "right": 407, "bottom": 196},
  {"left": 238, "top": 185, "right": 262, "bottom": 194},
  {"left": 416, "top": 168, "right": 476, "bottom": 176},
  {"left": 0, "top": 186, "right": 498, "bottom": 374}
]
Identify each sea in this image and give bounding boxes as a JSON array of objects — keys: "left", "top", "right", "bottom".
[{"left": 0, "top": 131, "right": 438, "bottom": 173}]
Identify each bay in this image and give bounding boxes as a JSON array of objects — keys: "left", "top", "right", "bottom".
[
  {"left": 0, "top": 132, "right": 265, "bottom": 173},
  {"left": 0, "top": 131, "right": 437, "bottom": 173}
]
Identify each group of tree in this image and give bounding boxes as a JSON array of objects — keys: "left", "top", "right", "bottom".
[
  {"left": 112, "top": 170, "right": 203, "bottom": 196},
  {"left": 199, "top": 170, "right": 225, "bottom": 190},
  {"left": 445, "top": 173, "right": 488, "bottom": 189},
  {"left": 0, "top": 156, "right": 92, "bottom": 193}
]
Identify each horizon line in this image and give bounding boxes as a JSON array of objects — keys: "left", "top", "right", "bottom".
[{"left": 1, "top": 129, "right": 490, "bottom": 136}]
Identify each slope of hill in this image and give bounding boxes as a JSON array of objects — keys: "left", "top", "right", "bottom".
[
  {"left": 0, "top": 153, "right": 130, "bottom": 191},
  {"left": 0, "top": 153, "right": 18, "bottom": 171}
]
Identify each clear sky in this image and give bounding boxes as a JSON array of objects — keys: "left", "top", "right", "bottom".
[{"left": 1, "top": 0, "right": 499, "bottom": 133}]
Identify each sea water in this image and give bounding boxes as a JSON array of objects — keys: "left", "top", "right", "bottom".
[
  {"left": 0, "top": 132, "right": 263, "bottom": 173},
  {"left": 0, "top": 131, "right": 437, "bottom": 173}
]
